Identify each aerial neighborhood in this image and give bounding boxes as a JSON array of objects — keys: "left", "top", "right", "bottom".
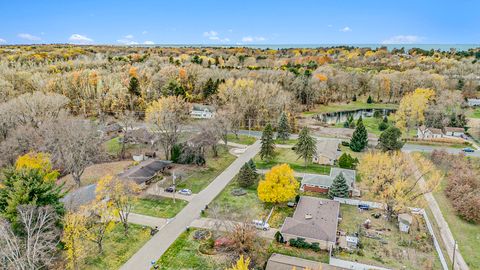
[{"left": 0, "top": 2, "right": 479, "bottom": 270}]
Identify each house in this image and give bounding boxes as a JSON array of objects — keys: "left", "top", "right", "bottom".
[
  {"left": 312, "top": 139, "right": 341, "bottom": 165},
  {"left": 280, "top": 196, "right": 340, "bottom": 250},
  {"left": 100, "top": 121, "right": 123, "bottom": 138},
  {"left": 61, "top": 184, "right": 97, "bottom": 211},
  {"left": 265, "top": 253, "right": 347, "bottom": 270},
  {"left": 300, "top": 168, "right": 356, "bottom": 195},
  {"left": 467, "top": 98, "right": 480, "bottom": 107},
  {"left": 398, "top": 213, "right": 413, "bottom": 233},
  {"left": 417, "top": 126, "right": 444, "bottom": 139},
  {"left": 190, "top": 104, "right": 215, "bottom": 119},
  {"left": 444, "top": 127, "right": 465, "bottom": 138},
  {"left": 118, "top": 159, "right": 172, "bottom": 188}
]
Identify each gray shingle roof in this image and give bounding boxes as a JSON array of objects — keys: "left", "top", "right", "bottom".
[
  {"left": 61, "top": 184, "right": 97, "bottom": 210},
  {"left": 118, "top": 159, "right": 171, "bottom": 185},
  {"left": 315, "top": 139, "right": 341, "bottom": 160},
  {"left": 301, "top": 168, "right": 356, "bottom": 190},
  {"left": 281, "top": 196, "right": 340, "bottom": 243},
  {"left": 266, "top": 253, "right": 347, "bottom": 270}
]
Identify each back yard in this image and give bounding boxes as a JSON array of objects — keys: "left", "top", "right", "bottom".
[
  {"left": 335, "top": 204, "right": 442, "bottom": 270},
  {"left": 254, "top": 147, "right": 331, "bottom": 175},
  {"left": 131, "top": 195, "right": 188, "bottom": 218}
]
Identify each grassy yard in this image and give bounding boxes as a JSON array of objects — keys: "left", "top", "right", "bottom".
[
  {"left": 432, "top": 177, "right": 480, "bottom": 269},
  {"left": 206, "top": 178, "right": 294, "bottom": 228},
  {"left": 254, "top": 147, "right": 331, "bottom": 175},
  {"left": 304, "top": 101, "right": 398, "bottom": 115},
  {"left": 274, "top": 138, "right": 298, "bottom": 145},
  {"left": 334, "top": 116, "right": 416, "bottom": 137},
  {"left": 131, "top": 196, "right": 188, "bottom": 218},
  {"left": 467, "top": 107, "right": 480, "bottom": 119},
  {"left": 176, "top": 146, "right": 236, "bottom": 193},
  {"left": 226, "top": 134, "right": 257, "bottom": 145},
  {"left": 335, "top": 204, "right": 442, "bottom": 270},
  {"left": 80, "top": 223, "right": 151, "bottom": 270},
  {"left": 267, "top": 241, "right": 329, "bottom": 263}
]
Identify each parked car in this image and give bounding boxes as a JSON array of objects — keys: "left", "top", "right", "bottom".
[
  {"left": 287, "top": 202, "right": 297, "bottom": 208},
  {"left": 252, "top": 220, "right": 270, "bottom": 231},
  {"left": 462, "top": 147, "right": 475, "bottom": 153},
  {"left": 164, "top": 186, "right": 176, "bottom": 193},
  {"left": 358, "top": 204, "right": 370, "bottom": 210},
  {"left": 179, "top": 189, "right": 192, "bottom": 195}
]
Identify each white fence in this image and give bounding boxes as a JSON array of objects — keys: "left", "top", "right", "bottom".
[{"left": 333, "top": 197, "right": 385, "bottom": 209}]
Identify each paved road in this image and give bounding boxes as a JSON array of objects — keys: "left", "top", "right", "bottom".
[
  {"left": 403, "top": 143, "right": 480, "bottom": 157},
  {"left": 407, "top": 155, "right": 468, "bottom": 270},
  {"left": 120, "top": 141, "right": 261, "bottom": 270}
]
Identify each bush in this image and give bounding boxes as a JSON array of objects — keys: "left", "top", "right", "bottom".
[
  {"left": 378, "top": 121, "right": 389, "bottom": 131},
  {"left": 341, "top": 141, "right": 350, "bottom": 147},
  {"left": 338, "top": 153, "right": 359, "bottom": 169},
  {"left": 367, "top": 95, "right": 373, "bottom": 104}
]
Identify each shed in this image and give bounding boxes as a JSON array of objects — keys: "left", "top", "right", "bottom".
[{"left": 398, "top": 213, "right": 413, "bottom": 233}]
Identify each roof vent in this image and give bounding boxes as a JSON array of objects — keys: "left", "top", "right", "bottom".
[{"left": 305, "top": 214, "right": 313, "bottom": 220}]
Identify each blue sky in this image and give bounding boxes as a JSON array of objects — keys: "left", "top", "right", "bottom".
[{"left": 0, "top": 0, "right": 478, "bottom": 45}]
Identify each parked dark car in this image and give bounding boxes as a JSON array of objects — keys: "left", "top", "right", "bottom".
[
  {"left": 164, "top": 186, "right": 176, "bottom": 193},
  {"left": 462, "top": 147, "right": 475, "bottom": 153},
  {"left": 358, "top": 204, "right": 370, "bottom": 210}
]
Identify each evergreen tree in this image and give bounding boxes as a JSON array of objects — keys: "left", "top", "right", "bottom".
[
  {"left": 238, "top": 162, "right": 256, "bottom": 188},
  {"left": 328, "top": 173, "right": 350, "bottom": 199},
  {"left": 294, "top": 127, "right": 317, "bottom": 167},
  {"left": 202, "top": 78, "right": 219, "bottom": 99},
  {"left": 378, "top": 126, "right": 404, "bottom": 152},
  {"left": 338, "top": 153, "right": 359, "bottom": 169},
  {"left": 260, "top": 123, "right": 276, "bottom": 161},
  {"left": 352, "top": 94, "right": 357, "bottom": 101},
  {"left": 350, "top": 116, "right": 368, "bottom": 152},
  {"left": 276, "top": 112, "right": 291, "bottom": 142},
  {"left": 247, "top": 159, "right": 258, "bottom": 179},
  {"left": 378, "top": 116, "right": 389, "bottom": 131},
  {"left": 343, "top": 115, "right": 355, "bottom": 128},
  {"left": 128, "top": 77, "right": 141, "bottom": 110},
  {"left": 366, "top": 95, "right": 373, "bottom": 104}
]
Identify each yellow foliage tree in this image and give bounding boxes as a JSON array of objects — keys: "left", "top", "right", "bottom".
[
  {"left": 63, "top": 211, "right": 87, "bottom": 270},
  {"left": 358, "top": 151, "right": 440, "bottom": 219},
  {"left": 395, "top": 88, "right": 435, "bottom": 133},
  {"left": 258, "top": 164, "right": 299, "bottom": 204},
  {"left": 15, "top": 152, "right": 59, "bottom": 182},
  {"left": 95, "top": 175, "right": 140, "bottom": 235},
  {"left": 83, "top": 201, "right": 115, "bottom": 253},
  {"left": 226, "top": 255, "right": 251, "bottom": 270}
]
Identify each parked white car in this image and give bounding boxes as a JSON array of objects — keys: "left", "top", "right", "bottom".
[
  {"left": 252, "top": 220, "right": 270, "bottom": 231},
  {"left": 178, "top": 189, "right": 192, "bottom": 195}
]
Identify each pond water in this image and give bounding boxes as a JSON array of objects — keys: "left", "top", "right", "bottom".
[{"left": 315, "top": 108, "right": 396, "bottom": 124}]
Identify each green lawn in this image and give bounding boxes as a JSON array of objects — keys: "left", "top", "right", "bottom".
[
  {"left": 335, "top": 116, "right": 416, "bottom": 137},
  {"left": 80, "top": 223, "right": 151, "bottom": 270},
  {"left": 467, "top": 107, "right": 480, "bottom": 119},
  {"left": 226, "top": 134, "right": 257, "bottom": 145},
  {"left": 274, "top": 138, "right": 298, "bottom": 145},
  {"left": 432, "top": 177, "right": 480, "bottom": 269},
  {"left": 206, "top": 178, "right": 294, "bottom": 228},
  {"left": 176, "top": 146, "right": 237, "bottom": 193},
  {"left": 267, "top": 241, "right": 329, "bottom": 263},
  {"left": 105, "top": 137, "right": 123, "bottom": 156},
  {"left": 131, "top": 197, "right": 188, "bottom": 218},
  {"left": 336, "top": 205, "right": 442, "bottom": 270},
  {"left": 303, "top": 100, "right": 398, "bottom": 115},
  {"left": 254, "top": 147, "right": 331, "bottom": 175}
]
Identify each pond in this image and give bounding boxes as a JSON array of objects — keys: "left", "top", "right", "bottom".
[{"left": 315, "top": 108, "right": 396, "bottom": 124}]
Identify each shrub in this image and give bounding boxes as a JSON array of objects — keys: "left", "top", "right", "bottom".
[
  {"left": 367, "top": 95, "right": 373, "bottom": 104},
  {"left": 378, "top": 121, "right": 389, "bottom": 131},
  {"left": 338, "top": 153, "right": 359, "bottom": 169}
]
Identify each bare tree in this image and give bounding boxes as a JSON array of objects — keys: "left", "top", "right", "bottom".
[
  {"left": 43, "top": 117, "right": 103, "bottom": 187},
  {"left": 212, "top": 109, "right": 231, "bottom": 146},
  {"left": 0, "top": 205, "right": 60, "bottom": 270},
  {"left": 116, "top": 110, "right": 136, "bottom": 160}
]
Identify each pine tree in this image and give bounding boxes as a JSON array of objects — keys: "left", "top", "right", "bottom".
[
  {"left": 238, "top": 162, "right": 255, "bottom": 188},
  {"left": 276, "top": 112, "right": 291, "bottom": 142},
  {"left": 350, "top": 116, "right": 368, "bottom": 152},
  {"left": 328, "top": 172, "right": 350, "bottom": 199},
  {"left": 294, "top": 127, "right": 317, "bottom": 167},
  {"left": 247, "top": 159, "right": 258, "bottom": 179},
  {"left": 338, "top": 153, "right": 358, "bottom": 169},
  {"left": 366, "top": 95, "right": 373, "bottom": 104},
  {"left": 260, "top": 123, "right": 276, "bottom": 161},
  {"left": 378, "top": 126, "right": 404, "bottom": 152}
]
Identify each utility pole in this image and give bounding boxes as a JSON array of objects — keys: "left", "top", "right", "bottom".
[
  {"left": 248, "top": 118, "right": 252, "bottom": 137},
  {"left": 452, "top": 240, "right": 457, "bottom": 270},
  {"left": 172, "top": 172, "right": 176, "bottom": 204}
]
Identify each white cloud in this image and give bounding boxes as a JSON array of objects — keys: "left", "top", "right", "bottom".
[
  {"left": 142, "top": 30, "right": 148, "bottom": 35},
  {"left": 69, "top": 34, "right": 93, "bottom": 44},
  {"left": 203, "top": 30, "right": 230, "bottom": 42},
  {"left": 0, "top": 38, "right": 6, "bottom": 44},
  {"left": 117, "top": 39, "right": 139, "bottom": 45},
  {"left": 18, "top": 33, "right": 41, "bottom": 41},
  {"left": 144, "top": 40, "right": 154, "bottom": 45},
  {"left": 209, "top": 36, "right": 220, "bottom": 40},
  {"left": 222, "top": 38, "right": 230, "bottom": 42},
  {"left": 124, "top": 34, "right": 134, "bottom": 39},
  {"left": 327, "top": 24, "right": 333, "bottom": 28},
  {"left": 203, "top": 30, "right": 218, "bottom": 37},
  {"left": 340, "top": 26, "right": 352, "bottom": 32},
  {"left": 381, "top": 35, "right": 423, "bottom": 44},
  {"left": 241, "top": 36, "right": 266, "bottom": 43}
]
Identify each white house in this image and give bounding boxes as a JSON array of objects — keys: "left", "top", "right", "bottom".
[
  {"left": 468, "top": 98, "right": 480, "bottom": 107},
  {"left": 444, "top": 127, "right": 465, "bottom": 138},
  {"left": 190, "top": 104, "right": 216, "bottom": 119},
  {"left": 417, "top": 126, "right": 444, "bottom": 139},
  {"left": 398, "top": 213, "right": 413, "bottom": 233}
]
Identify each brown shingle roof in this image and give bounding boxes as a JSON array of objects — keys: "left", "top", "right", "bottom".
[
  {"left": 266, "top": 253, "right": 347, "bottom": 270},
  {"left": 444, "top": 127, "right": 464, "bottom": 133},
  {"left": 281, "top": 196, "right": 339, "bottom": 243}
]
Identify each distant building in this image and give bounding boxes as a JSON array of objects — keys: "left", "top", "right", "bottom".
[
  {"left": 280, "top": 196, "right": 340, "bottom": 250},
  {"left": 300, "top": 168, "right": 356, "bottom": 196},
  {"left": 398, "top": 213, "right": 413, "bottom": 233},
  {"left": 467, "top": 98, "right": 480, "bottom": 107},
  {"left": 312, "top": 139, "right": 341, "bottom": 165},
  {"left": 191, "top": 104, "right": 216, "bottom": 119},
  {"left": 444, "top": 127, "right": 465, "bottom": 138},
  {"left": 417, "top": 126, "right": 444, "bottom": 139}
]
